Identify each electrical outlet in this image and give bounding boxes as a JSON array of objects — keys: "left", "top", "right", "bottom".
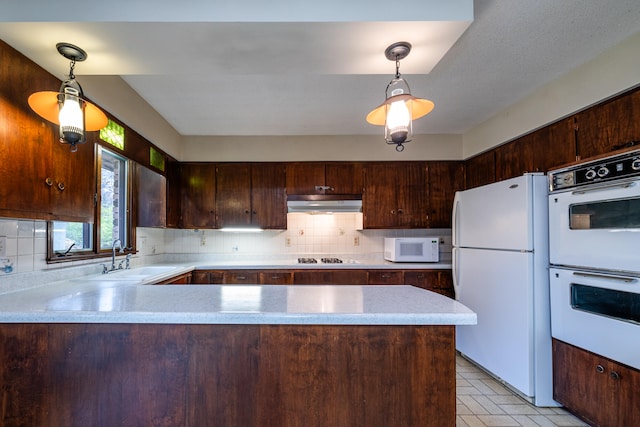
[
  {"left": 353, "top": 236, "right": 360, "bottom": 246},
  {"left": 0, "top": 237, "right": 6, "bottom": 257},
  {"left": 285, "top": 237, "right": 291, "bottom": 247}
]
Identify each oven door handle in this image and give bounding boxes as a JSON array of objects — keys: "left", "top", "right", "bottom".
[
  {"left": 572, "top": 271, "right": 638, "bottom": 283},
  {"left": 571, "top": 181, "right": 636, "bottom": 195}
]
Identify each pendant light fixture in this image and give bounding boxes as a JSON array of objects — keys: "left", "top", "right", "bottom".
[
  {"left": 28, "top": 42, "right": 108, "bottom": 152},
  {"left": 366, "top": 42, "right": 434, "bottom": 152}
]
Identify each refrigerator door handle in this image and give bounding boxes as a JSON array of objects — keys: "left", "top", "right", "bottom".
[
  {"left": 452, "top": 192, "right": 461, "bottom": 246},
  {"left": 452, "top": 247, "right": 460, "bottom": 299}
]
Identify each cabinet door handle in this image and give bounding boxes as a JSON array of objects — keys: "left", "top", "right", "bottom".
[
  {"left": 391, "top": 209, "right": 396, "bottom": 215},
  {"left": 397, "top": 208, "right": 403, "bottom": 214},
  {"left": 236, "top": 276, "right": 246, "bottom": 280},
  {"left": 610, "top": 371, "right": 620, "bottom": 380},
  {"left": 45, "top": 178, "right": 53, "bottom": 186},
  {"left": 596, "top": 364, "right": 605, "bottom": 374},
  {"left": 57, "top": 182, "right": 65, "bottom": 191}
]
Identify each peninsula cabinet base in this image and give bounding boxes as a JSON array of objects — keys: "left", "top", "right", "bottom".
[{"left": 0, "top": 323, "right": 456, "bottom": 427}]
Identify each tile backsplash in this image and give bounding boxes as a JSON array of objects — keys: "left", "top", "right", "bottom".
[{"left": 0, "top": 215, "right": 451, "bottom": 291}]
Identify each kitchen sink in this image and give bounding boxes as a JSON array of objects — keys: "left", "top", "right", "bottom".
[{"left": 81, "top": 265, "right": 182, "bottom": 281}]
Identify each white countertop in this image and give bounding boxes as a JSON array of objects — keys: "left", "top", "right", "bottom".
[{"left": 0, "top": 269, "right": 475, "bottom": 325}]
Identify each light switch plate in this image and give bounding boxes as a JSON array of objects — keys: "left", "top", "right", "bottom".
[{"left": 0, "top": 237, "right": 6, "bottom": 257}]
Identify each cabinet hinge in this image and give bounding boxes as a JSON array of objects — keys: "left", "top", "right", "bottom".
[{"left": 94, "top": 193, "right": 98, "bottom": 206}]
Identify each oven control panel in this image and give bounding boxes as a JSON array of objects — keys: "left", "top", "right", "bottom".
[{"left": 549, "top": 149, "right": 640, "bottom": 191}]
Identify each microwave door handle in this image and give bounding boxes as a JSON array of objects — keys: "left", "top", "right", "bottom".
[
  {"left": 572, "top": 271, "right": 638, "bottom": 283},
  {"left": 572, "top": 181, "right": 636, "bottom": 195}
]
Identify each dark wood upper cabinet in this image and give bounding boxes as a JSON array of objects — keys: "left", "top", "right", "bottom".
[
  {"left": 165, "top": 159, "right": 181, "bottom": 228},
  {"left": 465, "top": 150, "right": 495, "bottom": 190},
  {"left": 576, "top": 88, "right": 640, "bottom": 160},
  {"left": 286, "top": 162, "right": 363, "bottom": 195},
  {"left": 531, "top": 117, "right": 577, "bottom": 172},
  {"left": 494, "top": 138, "right": 535, "bottom": 182},
  {"left": 180, "top": 163, "right": 216, "bottom": 229},
  {"left": 427, "top": 161, "right": 465, "bottom": 228},
  {"left": 215, "top": 163, "right": 252, "bottom": 228},
  {"left": 363, "top": 162, "right": 427, "bottom": 229},
  {"left": 134, "top": 163, "right": 167, "bottom": 228},
  {"left": 0, "top": 40, "right": 95, "bottom": 223},
  {"left": 250, "top": 163, "right": 287, "bottom": 229},
  {"left": 216, "top": 163, "right": 286, "bottom": 229}
]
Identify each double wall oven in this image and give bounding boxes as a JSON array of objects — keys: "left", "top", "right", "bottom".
[{"left": 548, "top": 149, "right": 640, "bottom": 370}]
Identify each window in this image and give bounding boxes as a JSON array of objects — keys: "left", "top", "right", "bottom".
[{"left": 48, "top": 146, "right": 132, "bottom": 262}]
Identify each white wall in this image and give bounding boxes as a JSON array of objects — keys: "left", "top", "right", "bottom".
[
  {"left": 462, "top": 31, "right": 640, "bottom": 158},
  {"left": 180, "top": 134, "right": 462, "bottom": 162}
]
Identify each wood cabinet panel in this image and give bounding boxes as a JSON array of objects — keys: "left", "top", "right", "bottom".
[
  {"left": 286, "top": 162, "right": 363, "bottom": 195},
  {"left": 0, "top": 40, "right": 95, "bottom": 222},
  {"left": 134, "top": 163, "right": 167, "bottom": 228},
  {"left": 553, "top": 339, "right": 640, "bottom": 427},
  {"left": 363, "top": 162, "right": 427, "bottom": 228},
  {"left": 531, "top": 117, "right": 577, "bottom": 172},
  {"left": 576, "top": 88, "right": 640, "bottom": 159},
  {"left": 293, "top": 270, "right": 368, "bottom": 285},
  {"left": 286, "top": 163, "right": 326, "bottom": 195},
  {"left": 180, "top": 163, "right": 216, "bottom": 228},
  {"left": 251, "top": 163, "right": 287, "bottom": 229},
  {"left": 325, "top": 162, "right": 364, "bottom": 194},
  {"left": 427, "top": 161, "right": 465, "bottom": 228},
  {"left": 368, "top": 270, "right": 403, "bottom": 285},
  {"left": 465, "top": 150, "right": 495, "bottom": 190},
  {"left": 0, "top": 323, "right": 456, "bottom": 426},
  {"left": 216, "top": 163, "right": 286, "bottom": 229},
  {"left": 216, "top": 163, "right": 252, "bottom": 228},
  {"left": 259, "top": 271, "right": 294, "bottom": 284},
  {"left": 495, "top": 138, "right": 535, "bottom": 182},
  {"left": 155, "top": 272, "right": 192, "bottom": 285},
  {"left": 192, "top": 270, "right": 225, "bottom": 284},
  {"left": 165, "top": 159, "right": 181, "bottom": 228},
  {"left": 405, "top": 270, "right": 455, "bottom": 298}
]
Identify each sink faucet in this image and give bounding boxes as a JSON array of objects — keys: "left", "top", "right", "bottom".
[{"left": 111, "top": 239, "right": 122, "bottom": 271}]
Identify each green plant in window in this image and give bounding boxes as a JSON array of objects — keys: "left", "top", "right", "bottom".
[{"left": 99, "top": 120, "right": 125, "bottom": 150}]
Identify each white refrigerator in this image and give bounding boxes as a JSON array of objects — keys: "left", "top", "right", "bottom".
[{"left": 452, "top": 173, "right": 558, "bottom": 407}]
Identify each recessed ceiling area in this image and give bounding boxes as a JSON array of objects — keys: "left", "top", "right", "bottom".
[{"left": 1, "top": 0, "right": 639, "bottom": 138}]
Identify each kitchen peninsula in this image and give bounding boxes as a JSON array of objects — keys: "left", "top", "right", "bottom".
[{"left": 0, "top": 275, "right": 475, "bottom": 427}]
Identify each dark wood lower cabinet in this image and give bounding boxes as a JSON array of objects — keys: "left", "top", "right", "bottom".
[
  {"left": 405, "top": 270, "right": 455, "bottom": 298},
  {"left": 0, "top": 323, "right": 456, "bottom": 427},
  {"left": 188, "top": 269, "right": 455, "bottom": 296},
  {"left": 552, "top": 339, "right": 640, "bottom": 427},
  {"left": 154, "top": 272, "right": 192, "bottom": 285}
]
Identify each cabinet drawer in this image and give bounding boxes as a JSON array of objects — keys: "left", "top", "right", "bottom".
[
  {"left": 294, "top": 270, "right": 368, "bottom": 285},
  {"left": 225, "top": 271, "right": 258, "bottom": 284},
  {"left": 259, "top": 271, "right": 294, "bottom": 285},
  {"left": 368, "top": 270, "right": 403, "bottom": 285},
  {"left": 192, "top": 270, "right": 225, "bottom": 284}
]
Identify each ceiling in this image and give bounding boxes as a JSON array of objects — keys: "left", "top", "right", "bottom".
[{"left": 1, "top": 0, "right": 640, "bottom": 137}]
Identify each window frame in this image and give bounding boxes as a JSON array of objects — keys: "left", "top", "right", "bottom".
[{"left": 46, "top": 144, "right": 135, "bottom": 263}]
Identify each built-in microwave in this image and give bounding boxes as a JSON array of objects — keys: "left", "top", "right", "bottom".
[{"left": 384, "top": 237, "right": 439, "bottom": 263}]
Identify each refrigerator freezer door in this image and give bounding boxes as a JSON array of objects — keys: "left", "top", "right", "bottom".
[
  {"left": 453, "top": 174, "right": 542, "bottom": 251},
  {"left": 456, "top": 247, "right": 535, "bottom": 397}
]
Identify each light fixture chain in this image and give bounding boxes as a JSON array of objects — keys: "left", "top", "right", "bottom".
[
  {"left": 395, "top": 58, "right": 401, "bottom": 78},
  {"left": 68, "top": 59, "right": 76, "bottom": 80}
]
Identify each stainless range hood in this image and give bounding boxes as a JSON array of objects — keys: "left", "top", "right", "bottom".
[{"left": 287, "top": 195, "right": 362, "bottom": 213}]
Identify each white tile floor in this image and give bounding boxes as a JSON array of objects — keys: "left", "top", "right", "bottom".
[{"left": 456, "top": 355, "right": 590, "bottom": 427}]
